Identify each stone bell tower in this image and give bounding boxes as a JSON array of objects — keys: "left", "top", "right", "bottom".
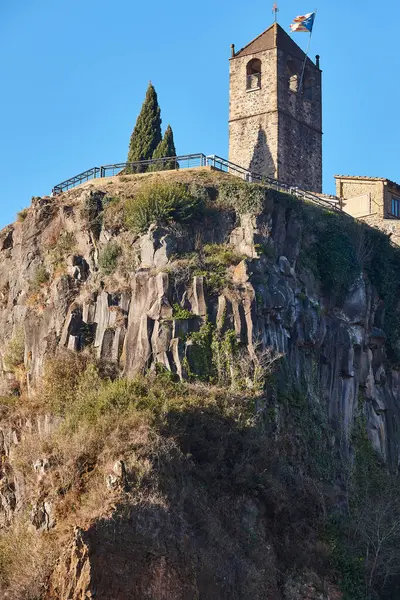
[{"left": 228, "top": 22, "right": 322, "bottom": 192}]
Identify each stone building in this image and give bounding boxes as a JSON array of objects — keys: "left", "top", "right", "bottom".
[
  {"left": 229, "top": 22, "right": 322, "bottom": 192},
  {"left": 335, "top": 175, "right": 400, "bottom": 245}
]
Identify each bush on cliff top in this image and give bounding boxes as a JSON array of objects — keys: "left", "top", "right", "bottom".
[
  {"left": 124, "top": 181, "right": 203, "bottom": 233},
  {"left": 217, "top": 181, "right": 267, "bottom": 214}
]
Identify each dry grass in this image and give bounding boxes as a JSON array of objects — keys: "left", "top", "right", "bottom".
[
  {"left": 87, "top": 167, "right": 232, "bottom": 200},
  {"left": 0, "top": 350, "right": 336, "bottom": 599},
  {"left": 0, "top": 522, "right": 58, "bottom": 600}
]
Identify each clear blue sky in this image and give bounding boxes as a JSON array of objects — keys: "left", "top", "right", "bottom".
[{"left": 1, "top": 0, "right": 399, "bottom": 227}]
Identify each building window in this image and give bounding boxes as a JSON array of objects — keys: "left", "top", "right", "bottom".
[
  {"left": 287, "top": 59, "right": 299, "bottom": 93},
  {"left": 246, "top": 59, "right": 261, "bottom": 90},
  {"left": 390, "top": 197, "right": 400, "bottom": 218},
  {"left": 303, "top": 73, "right": 315, "bottom": 100}
]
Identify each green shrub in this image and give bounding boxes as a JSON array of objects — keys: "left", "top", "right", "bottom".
[
  {"left": 80, "top": 192, "right": 104, "bottom": 239},
  {"left": 3, "top": 328, "right": 25, "bottom": 370},
  {"left": 168, "top": 245, "right": 241, "bottom": 296},
  {"left": 40, "top": 351, "right": 90, "bottom": 413},
  {"left": 186, "top": 321, "right": 214, "bottom": 381},
  {"left": 172, "top": 304, "right": 196, "bottom": 320},
  {"left": 51, "top": 231, "right": 76, "bottom": 267},
  {"left": 313, "top": 213, "right": 360, "bottom": 300},
  {"left": 193, "top": 269, "right": 228, "bottom": 295},
  {"left": 17, "top": 208, "right": 28, "bottom": 222},
  {"left": 102, "top": 196, "right": 119, "bottom": 207},
  {"left": 67, "top": 377, "right": 146, "bottom": 428},
  {"left": 325, "top": 519, "right": 365, "bottom": 600},
  {"left": 254, "top": 242, "right": 275, "bottom": 258},
  {"left": 30, "top": 265, "right": 50, "bottom": 292},
  {"left": 363, "top": 227, "right": 400, "bottom": 363},
  {"left": 202, "top": 244, "right": 244, "bottom": 267},
  {"left": 98, "top": 241, "right": 122, "bottom": 275},
  {"left": 124, "top": 181, "right": 203, "bottom": 233},
  {"left": 217, "top": 182, "right": 266, "bottom": 214},
  {"left": 189, "top": 244, "right": 245, "bottom": 295}
]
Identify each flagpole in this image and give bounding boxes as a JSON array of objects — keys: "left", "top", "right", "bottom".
[
  {"left": 298, "top": 33, "right": 312, "bottom": 92},
  {"left": 298, "top": 9, "right": 317, "bottom": 93}
]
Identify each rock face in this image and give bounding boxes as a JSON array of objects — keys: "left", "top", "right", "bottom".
[
  {"left": 0, "top": 183, "right": 397, "bottom": 463},
  {"left": 0, "top": 173, "right": 398, "bottom": 599}
]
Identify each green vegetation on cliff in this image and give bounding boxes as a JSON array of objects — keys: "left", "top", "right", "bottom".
[{"left": 124, "top": 180, "right": 202, "bottom": 233}]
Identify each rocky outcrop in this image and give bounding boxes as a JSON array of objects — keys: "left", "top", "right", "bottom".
[
  {"left": 0, "top": 183, "right": 398, "bottom": 465},
  {"left": 0, "top": 174, "right": 399, "bottom": 599}
]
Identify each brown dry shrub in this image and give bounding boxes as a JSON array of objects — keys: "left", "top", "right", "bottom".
[
  {"left": 3, "top": 327, "right": 25, "bottom": 371},
  {"left": 103, "top": 197, "right": 124, "bottom": 234},
  {"left": 37, "top": 350, "right": 89, "bottom": 413},
  {"left": 0, "top": 522, "right": 58, "bottom": 600}
]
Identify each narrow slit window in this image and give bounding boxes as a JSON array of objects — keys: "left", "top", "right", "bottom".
[{"left": 303, "top": 75, "right": 315, "bottom": 100}]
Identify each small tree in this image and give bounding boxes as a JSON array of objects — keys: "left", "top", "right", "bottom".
[
  {"left": 127, "top": 83, "right": 162, "bottom": 173},
  {"left": 151, "top": 124, "right": 177, "bottom": 171}
]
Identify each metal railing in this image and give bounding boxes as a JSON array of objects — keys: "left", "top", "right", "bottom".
[
  {"left": 53, "top": 167, "right": 103, "bottom": 193},
  {"left": 52, "top": 153, "right": 207, "bottom": 194},
  {"left": 51, "top": 151, "right": 340, "bottom": 212},
  {"left": 205, "top": 155, "right": 341, "bottom": 212}
]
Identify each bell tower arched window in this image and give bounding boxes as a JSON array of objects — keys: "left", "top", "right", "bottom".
[
  {"left": 286, "top": 59, "right": 299, "bottom": 93},
  {"left": 303, "top": 73, "right": 315, "bottom": 100},
  {"left": 246, "top": 59, "right": 261, "bottom": 90}
]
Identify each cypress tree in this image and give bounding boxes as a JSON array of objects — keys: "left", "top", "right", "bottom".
[
  {"left": 151, "top": 125, "right": 177, "bottom": 171},
  {"left": 127, "top": 83, "right": 162, "bottom": 172}
]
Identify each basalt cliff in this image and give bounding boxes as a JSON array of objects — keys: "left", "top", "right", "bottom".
[{"left": 1, "top": 168, "right": 400, "bottom": 600}]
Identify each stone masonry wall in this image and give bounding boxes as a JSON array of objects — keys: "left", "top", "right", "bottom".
[
  {"left": 228, "top": 42, "right": 322, "bottom": 192},
  {"left": 276, "top": 49, "right": 322, "bottom": 192},
  {"left": 229, "top": 113, "right": 278, "bottom": 177},
  {"left": 361, "top": 214, "right": 400, "bottom": 246},
  {"left": 336, "top": 178, "right": 384, "bottom": 217},
  {"left": 384, "top": 182, "right": 400, "bottom": 218},
  {"left": 336, "top": 179, "right": 400, "bottom": 245},
  {"left": 229, "top": 48, "right": 278, "bottom": 177}
]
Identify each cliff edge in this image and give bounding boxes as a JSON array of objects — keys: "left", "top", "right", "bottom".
[{"left": 1, "top": 168, "right": 400, "bottom": 599}]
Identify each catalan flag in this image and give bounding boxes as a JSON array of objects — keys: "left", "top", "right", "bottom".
[{"left": 290, "top": 12, "right": 315, "bottom": 32}]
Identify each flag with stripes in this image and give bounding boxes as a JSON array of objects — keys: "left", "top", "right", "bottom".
[{"left": 290, "top": 12, "right": 315, "bottom": 32}]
